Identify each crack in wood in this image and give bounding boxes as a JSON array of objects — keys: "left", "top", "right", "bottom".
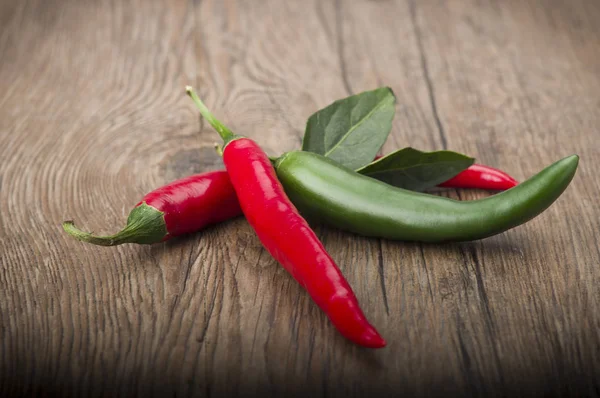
[
  {"left": 409, "top": 0, "right": 448, "bottom": 150},
  {"left": 335, "top": 0, "right": 353, "bottom": 95},
  {"left": 377, "top": 239, "right": 390, "bottom": 316}
]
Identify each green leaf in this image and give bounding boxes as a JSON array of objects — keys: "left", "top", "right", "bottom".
[
  {"left": 302, "top": 87, "right": 396, "bottom": 170},
  {"left": 356, "top": 147, "right": 475, "bottom": 192}
]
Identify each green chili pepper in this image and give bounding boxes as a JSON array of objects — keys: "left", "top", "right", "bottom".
[{"left": 275, "top": 152, "right": 579, "bottom": 242}]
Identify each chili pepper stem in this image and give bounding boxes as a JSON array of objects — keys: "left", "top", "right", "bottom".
[
  {"left": 62, "top": 203, "right": 168, "bottom": 246},
  {"left": 186, "top": 86, "right": 237, "bottom": 145},
  {"left": 62, "top": 221, "right": 138, "bottom": 246}
]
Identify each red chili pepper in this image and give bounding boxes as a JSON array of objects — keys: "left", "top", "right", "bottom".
[
  {"left": 63, "top": 171, "right": 242, "bottom": 245},
  {"left": 437, "top": 164, "right": 518, "bottom": 190},
  {"left": 187, "top": 86, "right": 386, "bottom": 348},
  {"left": 373, "top": 155, "right": 518, "bottom": 191}
]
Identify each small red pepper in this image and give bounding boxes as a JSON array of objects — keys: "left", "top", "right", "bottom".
[
  {"left": 437, "top": 164, "right": 518, "bottom": 190},
  {"left": 187, "top": 86, "right": 386, "bottom": 348},
  {"left": 62, "top": 171, "right": 242, "bottom": 245}
]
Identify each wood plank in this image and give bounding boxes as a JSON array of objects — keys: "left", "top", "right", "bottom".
[
  {"left": 0, "top": 0, "right": 201, "bottom": 396},
  {"left": 410, "top": 0, "right": 600, "bottom": 395},
  {"left": 0, "top": 0, "right": 599, "bottom": 396}
]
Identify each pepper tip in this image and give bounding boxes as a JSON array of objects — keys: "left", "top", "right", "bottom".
[{"left": 358, "top": 327, "right": 387, "bottom": 349}]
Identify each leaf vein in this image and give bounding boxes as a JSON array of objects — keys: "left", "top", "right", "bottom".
[{"left": 323, "top": 94, "right": 393, "bottom": 158}]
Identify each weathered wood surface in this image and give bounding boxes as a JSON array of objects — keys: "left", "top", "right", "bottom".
[{"left": 1, "top": 0, "right": 599, "bottom": 396}]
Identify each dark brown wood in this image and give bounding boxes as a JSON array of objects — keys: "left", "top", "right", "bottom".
[{"left": 1, "top": 0, "right": 599, "bottom": 396}]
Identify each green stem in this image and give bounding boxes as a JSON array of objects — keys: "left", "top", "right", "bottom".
[
  {"left": 62, "top": 221, "right": 141, "bottom": 246},
  {"left": 186, "top": 86, "right": 237, "bottom": 144},
  {"left": 214, "top": 143, "right": 224, "bottom": 157},
  {"left": 62, "top": 203, "right": 168, "bottom": 246}
]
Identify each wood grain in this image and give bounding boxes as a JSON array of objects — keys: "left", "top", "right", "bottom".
[{"left": 1, "top": 0, "right": 599, "bottom": 396}]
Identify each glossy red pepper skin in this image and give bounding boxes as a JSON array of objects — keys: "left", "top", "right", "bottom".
[
  {"left": 63, "top": 170, "right": 242, "bottom": 246},
  {"left": 141, "top": 171, "right": 242, "bottom": 239},
  {"left": 223, "top": 138, "right": 386, "bottom": 348},
  {"left": 437, "top": 164, "right": 518, "bottom": 190}
]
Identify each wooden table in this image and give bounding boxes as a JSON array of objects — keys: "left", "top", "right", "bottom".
[{"left": 1, "top": 1, "right": 599, "bottom": 396}]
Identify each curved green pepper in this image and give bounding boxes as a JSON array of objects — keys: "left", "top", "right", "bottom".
[{"left": 275, "top": 152, "right": 579, "bottom": 242}]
